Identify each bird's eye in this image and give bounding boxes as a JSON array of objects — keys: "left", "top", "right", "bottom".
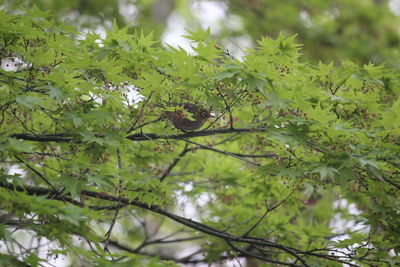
[{"left": 201, "top": 111, "right": 208, "bottom": 117}]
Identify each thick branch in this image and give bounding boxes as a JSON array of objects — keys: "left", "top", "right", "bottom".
[
  {"left": 9, "top": 128, "right": 267, "bottom": 143},
  {"left": 9, "top": 133, "right": 74, "bottom": 143}
]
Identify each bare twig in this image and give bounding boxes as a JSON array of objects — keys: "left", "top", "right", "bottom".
[
  {"left": 216, "top": 86, "right": 234, "bottom": 129},
  {"left": 126, "top": 91, "right": 154, "bottom": 133},
  {"left": 181, "top": 138, "right": 260, "bottom": 166},
  {"left": 13, "top": 154, "right": 59, "bottom": 192},
  {"left": 229, "top": 153, "right": 277, "bottom": 158},
  {"left": 224, "top": 49, "right": 236, "bottom": 61},
  {"left": 134, "top": 235, "right": 202, "bottom": 252},
  {"left": 127, "top": 117, "right": 164, "bottom": 134},
  {"left": 242, "top": 188, "right": 297, "bottom": 237},
  {"left": 159, "top": 144, "right": 190, "bottom": 182},
  {"left": 104, "top": 149, "right": 125, "bottom": 252},
  {"left": 226, "top": 240, "right": 302, "bottom": 267}
]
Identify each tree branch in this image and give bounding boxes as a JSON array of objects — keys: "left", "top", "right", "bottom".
[
  {"left": 13, "top": 154, "right": 60, "bottom": 192},
  {"left": 0, "top": 181, "right": 374, "bottom": 266},
  {"left": 181, "top": 138, "right": 260, "bottom": 166},
  {"left": 9, "top": 128, "right": 268, "bottom": 143},
  {"left": 159, "top": 144, "right": 190, "bottom": 182},
  {"left": 103, "top": 148, "right": 125, "bottom": 252},
  {"left": 242, "top": 188, "right": 297, "bottom": 237},
  {"left": 107, "top": 239, "right": 245, "bottom": 264},
  {"left": 216, "top": 86, "right": 234, "bottom": 129}
]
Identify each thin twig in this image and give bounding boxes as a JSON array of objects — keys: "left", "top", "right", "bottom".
[
  {"left": 104, "top": 149, "right": 124, "bottom": 252},
  {"left": 134, "top": 235, "right": 202, "bottom": 252},
  {"left": 226, "top": 240, "right": 301, "bottom": 267},
  {"left": 224, "top": 49, "right": 236, "bottom": 61},
  {"left": 159, "top": 144, "right": 190, "bottom": 182},
  {"left": 126, "top": 91, "right": 154, "bottom": 133},
  {"left": 13, "top": 154, "right": 59, "bottom": 192},
  {"left": 242, "top": 188, "right": 297, "bottom": 237},
  {"left": 204, "top": 111, "right": 225, "bottom": 130},
  {"left": 126, "top": 117, "right": 164, "bottom": 133},
  {"left": 216, "top": 86, "right": 234, "bottom": 129},
  {"left": 204, "top": 89, "right": 247, "bottom": 130},
  {"left": 229, "top": 153, "right": 277, "bottom": 158},
  {"left": 181, "top": 138, "right": 260, "bottom": 166}
]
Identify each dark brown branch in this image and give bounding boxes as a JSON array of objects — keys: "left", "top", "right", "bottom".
[
  {"left": 10, "top": 128, "right": 268, "bottom": 143},
  {"left": 128, "top": 127, "right": 265, "bottom": 141},
  {"left": 9, "top": 133, "right": 74, "bottom": 142},
  {"left": 229, "top": 153, "right": 277, "bottom": 158},
  {"left": 88, "top": 204, "right": 126, "bottom": 210}
]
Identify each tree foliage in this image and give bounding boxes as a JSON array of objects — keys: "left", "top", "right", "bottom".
[
  {"left": 3, "top": 0, "right": 399, "bottom": 66},
  {"left": 227, "top": 0, "right": 400, "bottom": 65},
  {"left": 1, "top": 7, "right": 400, "bottom": 267}
]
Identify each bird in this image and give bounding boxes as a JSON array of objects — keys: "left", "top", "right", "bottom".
[{"left": 163, "top": 103, "right": 212, "bottom": 131}]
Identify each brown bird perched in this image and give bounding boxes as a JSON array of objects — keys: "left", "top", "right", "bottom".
[{"left": 164, "top": 103, "right": 212, "bottom": 131}]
